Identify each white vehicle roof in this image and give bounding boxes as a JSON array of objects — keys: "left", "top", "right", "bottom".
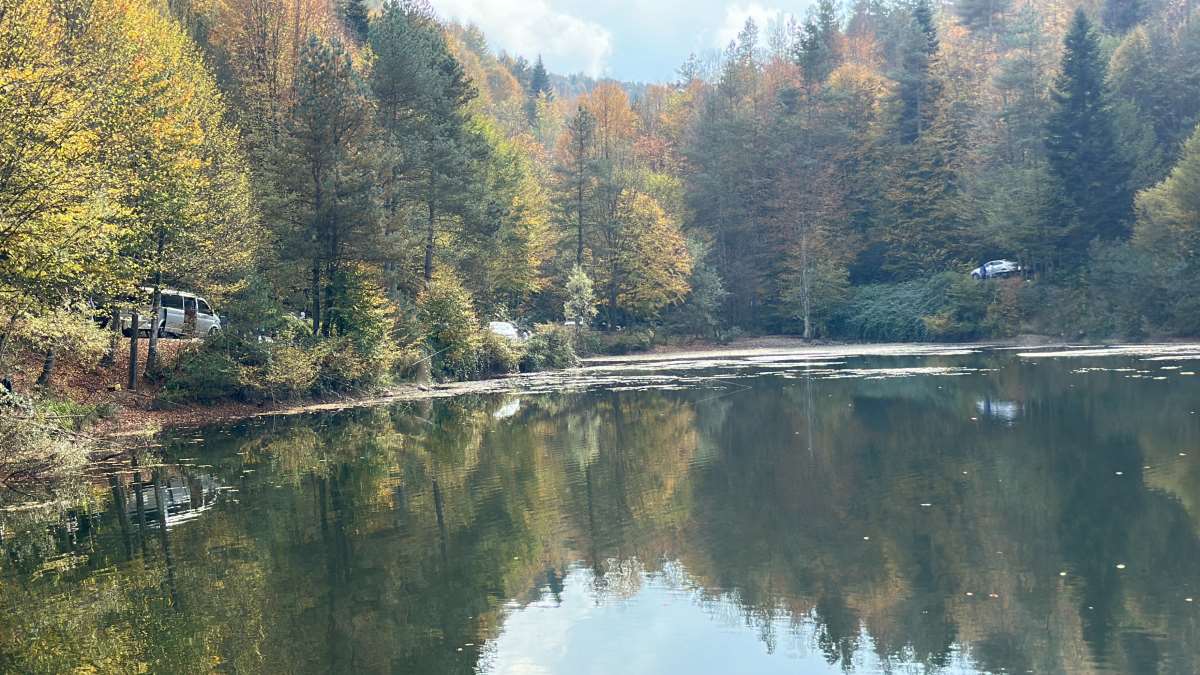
[{"left": 139, "top": 287, "right": 206, "bottom": 299}]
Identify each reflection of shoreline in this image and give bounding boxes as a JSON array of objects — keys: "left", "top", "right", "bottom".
[{"left": 5, "top": 352, "right": 1200, "bottom": 675}]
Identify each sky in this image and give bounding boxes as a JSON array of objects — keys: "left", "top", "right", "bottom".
[{"left": 428, "top": 0, "right": 818, "bottom": 83}]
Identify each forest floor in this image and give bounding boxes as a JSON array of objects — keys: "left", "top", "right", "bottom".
[{"left": 17, "top": 333, "right": 1073, "bottom": 442}]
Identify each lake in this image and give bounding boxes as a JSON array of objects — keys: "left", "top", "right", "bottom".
[{"left": 3, "top": 345, "right": 1200, "bottom": 674}]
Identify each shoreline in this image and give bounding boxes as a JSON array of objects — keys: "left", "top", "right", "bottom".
[
  {"left": 94, "top": 335, "right": 1074, "bottom": 438},
  {"left": 87, "top": 332, "right": 1200, "bottom": 440}
]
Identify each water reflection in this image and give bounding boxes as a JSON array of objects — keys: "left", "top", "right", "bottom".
[{"left": 2, "top": 350, "right": 1200, "bottom": 673}]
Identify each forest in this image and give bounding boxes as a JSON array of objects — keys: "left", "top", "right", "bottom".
[{"left": 3, "top": 0, "right": 1200, "bottom": 408}]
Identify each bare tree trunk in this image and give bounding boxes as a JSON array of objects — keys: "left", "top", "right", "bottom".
[
  {"left": 128, "top": 312, "right": 140, "bottom": 391},
  {"left": 311, "top": 259, "right": 321, "bottom": 336},
  {"left": 35, "top": 349, "right": 55, "bottom": 387},
  {"left": 146, "top": 228, "right": 165, "bottom": 373},
  {"left": 424, "top": 198, "right": 436, "bottom": 283},
  {"left": 801, "top": 230, "right": 812, "bottom": 340},
  {"left": 146, "top": 287, "right": 162, "bottom": 375},
  {"left": 576, "top": 175, "right": 585, "bottom": 266}
]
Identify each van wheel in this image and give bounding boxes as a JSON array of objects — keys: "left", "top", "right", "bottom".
[{"left": 208, "top": 327, "right": 219, "bottom": 337}]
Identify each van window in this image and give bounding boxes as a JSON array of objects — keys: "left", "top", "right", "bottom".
[
  {"left": 162, "top": 294, "right": 184, "bottom": 310},
  {"left": 185, "top": 297, "right": 197, "bottom": 314},
  {"left": 198, "top": 299, "right": 213, "bottom": 315}
]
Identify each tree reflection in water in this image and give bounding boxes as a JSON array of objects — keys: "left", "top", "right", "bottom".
[{"left": 1, "top": 350, "right": 1199, "bottom": 673}]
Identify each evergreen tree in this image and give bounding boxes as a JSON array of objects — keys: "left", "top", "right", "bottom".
[
  {"left": 529, "top": 55, "right": 551, "bottom": 98},
  {"left": 1103, "top": 0, "right": 1145, "bottom": 35},
  {"left": 885, "top": 66, "right": 975, "bottom": 277},
  {"left": 557, "top": 106, "right": 597, "bottom": 266},
  {"left": 278, "top": 35, "right": 373, "bottom": 336},
  {"left": 795, "top": 0, "right": 842, "bottom": 85},
  {"left": 369, "top": 0, "right": 487, "bottom": 284},
  {"left": 896, "top": 0, "right": 940, "bottom": 144},
  {"left": 343, "top": 0, "right": 370, "bottom": 43},
  {"left": 1045, "top": 9, "right": 1133, "bottom": 255},
  {"left": 954, "top": 0, "right": 1011, "bottom": 33}
]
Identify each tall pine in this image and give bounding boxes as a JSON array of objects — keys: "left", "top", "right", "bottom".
[
  {"left": 1045, "top": 9, "right": 1132, "bottom": 257},
  {"left": 896, "top": 0, "right": 939, "bottom": 144},
  {"left": 370, "top": 0, "right": 486, "bottom": 284}
]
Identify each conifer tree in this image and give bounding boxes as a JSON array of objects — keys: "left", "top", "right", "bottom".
[
  {"left": 1103, "top": 0, "right": 1145, "bottom": 35},
  {"left": 279, "top": 36, "right": 373, "bottom": 335},
  {"left": 954, "top": 0, "right": 1011, "bottom": 33},
  {"left": 343, "top": 0, "right": 370, "bottom": 43},
  {"left": 370, "top": 0, "right": 486, "bottom": 284},
  {"left": 896, "top": 0, "right": 939, "bottom": 144},
  {"left": 1045, "top": 9, "right": 1133, "bottom": 255},
  {"left": 557, "top": 106, "right": 597, "bottom": 265},
  {"left": 795, "top": 0, "right": 842, "bottom": 84},
  {"left": 529, "top": 55, "right": 551, "bottom": 98}
]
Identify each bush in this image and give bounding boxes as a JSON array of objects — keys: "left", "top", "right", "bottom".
[
  {"left": 479, "top": 331, "right": 521, "bottom": 377},
  {"left": 591, "top": 328, "right": 656, "bottom": 355},
  {"left": 520, "top": 325, "right": 578, "bottom": 372},
  {"left": 0, "top": 393, "right": 93, "bottom": 484},
  {"left": 159, "top": 341, "right": 245, "bottom": 404},
  {"left": 834, "top": 271, "right": 1019, "bottom": 342},
  {"left": 160, "top": 317, "right": 402, "bottom": 405},
  {"left": 418, "top": 271, "right": 483, "bottom": 380}
]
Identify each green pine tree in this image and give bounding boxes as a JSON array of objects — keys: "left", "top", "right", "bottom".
[
  {"left": 370, "top": 0, "right": 487, "bottom": 284},
  {"left": 1103, "top": 0, "right": 1145, "bottom": 35},
  {"left": 343, "top": 0, "right": 369, "bottom": 43},
  {"left": 1045, "top": 9, "right": 1133, "bottom": 257},
  {"left": 954, "top": 0, "right": 1011, "bottom": 33},
  {"left": 794, "top": 0, "right": 842, "bottom": 84},
  {"left": 529, "top": 55, "right": 551, "bottom": 98},
  {"left": 896, "top": 0, "right": 940, "bottom": 144}
]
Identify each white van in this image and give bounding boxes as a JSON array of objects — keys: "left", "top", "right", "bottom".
[{"left": 122, "top": 289, "right": 222, "bottom": 337}]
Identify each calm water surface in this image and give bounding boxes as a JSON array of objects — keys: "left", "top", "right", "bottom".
[{"left": 3, "top": 345, "right": 1200, "bottom": 674}]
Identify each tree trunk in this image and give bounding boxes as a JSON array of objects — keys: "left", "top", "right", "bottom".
[
  {"left": 323, "top": 261, "right": 335, "bottom": 337},
  {"left": 576, "top": 175, "right": 585, "bottom": 266},
  {"left": 424, "top": 198, "right": 436, "bottom": 284},
  {"left": 311, "top": 259, "right": 322, "bottom": 336},
  {"left": 35, "top": 349, "right": 55, "bottom": 387},
  {"left": 146, "top": 286, "right": 162, "bottom": 375},
  {"left": 101, "top": 308, "right": 120, "bottom": 367},
  {"left": 146, "top": 228, "right": 165, "bottom": 373},
  {"left": 128, "top": 312, "right": 140, "bottom": 391},
  {"left": 801, "top": 230, "right": 812, "bottom": 340}
]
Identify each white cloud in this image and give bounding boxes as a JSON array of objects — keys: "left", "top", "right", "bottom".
[
  {"left": 430, "top": 0, "right": 613, "bottom": 76},
  {"left": 713, "top": 3, "right": 789, "bottom": 49}
]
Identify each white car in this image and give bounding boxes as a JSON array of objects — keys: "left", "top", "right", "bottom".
[
  {"left": 122, "top": 289, "right": 222, "bottom": 337},
  {"left": 971, "top": 260, "right": 1022, "bottom": 280},
  {"left": 487, "top": 321, "right": 527, "bottom": 342}
]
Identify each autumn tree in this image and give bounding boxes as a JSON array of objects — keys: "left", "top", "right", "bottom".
[{"left": 595, "top": 191, "right": 692, "bottom": 324}]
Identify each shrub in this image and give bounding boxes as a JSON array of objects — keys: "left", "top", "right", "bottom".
[
  {"left": 592, "top": 328, "right": 656, "bottom": 355},
  {"left": 479, "top": 331, "right": 521, "bottom": 377},
  {"left": 520, "top": 324, "right": 577, "bottom": 372},
  {"left": 260, "top": 344, "right": 320, "bottom": 399},
  {"left": 419, "top": 271, "right": 483, "bottom": 380},
  {"left": 159, "top": 340, "right": 245, "bottom": 404},
  {"left": 836, "top": 276, "right": 951, "bottom": 342},
  {"left": 835, "top": 271, "right": 1019, "bottom": 342},
  {"left": 0, "top": 393, "right": 93, "bottom": 484}
]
